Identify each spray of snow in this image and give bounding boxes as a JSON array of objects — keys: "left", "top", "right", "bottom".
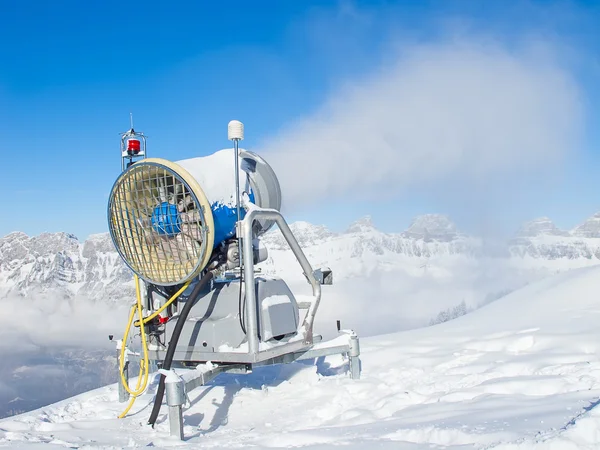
[{"left": 261, "top": 39, "right": 583, "bottom": 215}]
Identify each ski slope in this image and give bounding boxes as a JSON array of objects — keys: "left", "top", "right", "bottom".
[{"left": 2, "top": 266, "right": 600, "bottom": 449}]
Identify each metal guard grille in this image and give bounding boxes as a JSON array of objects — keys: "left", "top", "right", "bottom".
[{"left": 108, "top": 161, "right": 208, "bottom": 286}]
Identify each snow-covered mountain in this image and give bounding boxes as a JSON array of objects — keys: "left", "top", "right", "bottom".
[
  {"left": 259, "top": 214, "right": 475, "bottom": 255},
  {"left": 0, "top": 231, "right": 133, "bottom": 303},
  {"left": 258, "top": 214, "right": 482, "bottom": 285},
  {"left": 0, "top": 213, "right": 600, "bottom": 302},
  {"left": 3, "top": 211, "right": 600, "bottom": 303},
  {"left": 510, "top": 213, "right": 600, "bottom": 261},
  {"left": 0, "top": 214, "right": 480, "bottom": 303}
]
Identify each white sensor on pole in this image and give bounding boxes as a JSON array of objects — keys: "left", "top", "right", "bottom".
[
  {"left": 228, "top": 120, "right": 244, "bottom": 141},
  {"left": 229, "top": 120, "right": 244, "bottom": 260}
]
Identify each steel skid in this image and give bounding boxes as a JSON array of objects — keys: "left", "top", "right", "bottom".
[{"left": 118, "top": 206, "right": 361, "bottom": 440}]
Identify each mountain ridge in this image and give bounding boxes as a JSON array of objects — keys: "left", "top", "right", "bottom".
[{"left": 3, "top": 212, "right": 600, "bottom": 303}]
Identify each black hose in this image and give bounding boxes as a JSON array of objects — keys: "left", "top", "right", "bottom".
[{"left": 147, "top": 270, "right": 215, "bottom": 427}]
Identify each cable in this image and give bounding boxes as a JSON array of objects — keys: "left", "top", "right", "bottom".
[
  {"left": 134, "top": 281, "right": 191, "bottom": 327},
  {"left": 147, "top": 270, "right": 215, "bottom": 427},
  {"left": 118, "top": 275, "right": 150, "bottom": 418}
]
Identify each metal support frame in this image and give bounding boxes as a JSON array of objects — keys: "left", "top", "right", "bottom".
[
  {"left": 163, "top": 332, "right": 361, "bottom": 440},
  {"left": 241, "top": 207, "right": 322, "bottom": 355},
  {"left": 147, "top": 206, "right": 324, "bottom": 365},
  {"left": 119, "top": 206, "right": 362, "bottom": 439}
]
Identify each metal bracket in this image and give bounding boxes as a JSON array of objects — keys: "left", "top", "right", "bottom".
[{"left": 312, "top": 267, "right": 333, "bottom": 285}]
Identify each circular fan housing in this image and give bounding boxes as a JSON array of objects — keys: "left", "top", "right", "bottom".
[{"left": 108, "top": 159, "right": 214, "bottom": 286}]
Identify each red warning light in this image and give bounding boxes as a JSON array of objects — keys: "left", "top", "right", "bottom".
[{"left": 127, "top": 139, "right": 141, "bottom": 154}]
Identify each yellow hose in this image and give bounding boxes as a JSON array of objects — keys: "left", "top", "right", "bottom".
[
  {"left": 118, "top": 275, "right": 150, "bottom": 418},
  {"left": 117, "top": 359, "right": 145, "bottom": 419},
  {"left": 118, "top": 277, "right": 190, "bottom": 418},
  {"left": 133, "top": 281, "right": 191, "bottom": 327}
]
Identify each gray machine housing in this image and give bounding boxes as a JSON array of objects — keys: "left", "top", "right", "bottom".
[{"left": 163, "top": 276, "right": 300, "bottom": 359}]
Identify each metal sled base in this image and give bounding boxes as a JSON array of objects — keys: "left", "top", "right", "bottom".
[{"left": 121, "top": 331, "right": 360, "bottom": 440}]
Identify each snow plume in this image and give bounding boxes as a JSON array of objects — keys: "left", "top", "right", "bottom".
[{"left": 262, "top": 38, "right": 583, "bottom": 209}]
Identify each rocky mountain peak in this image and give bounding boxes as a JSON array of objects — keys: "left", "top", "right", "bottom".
[
  {"left": 4, "top": 231, "right": 28, "bottom": 239},
  {"left": 516, "top": 217, "right": 568, "bottom": 238},
  {"left": 0, "top": 232, "right": 31, "bottom": 262},
  {"left": 346, "top": 216, "right": 375, "bottom": 233},
  {"left": 572, "top": 212, "right": 600, "bottom": 238},
  {"left": 82, "top": 233, "right": 115, "bottom": 257},
  {"left": 34, "top": 232, "right": 80, "bottom": 254},
  {"left": 262, "top": 221, "right": 337, "bottom": 249},
  {"left": 0, "top": 230, "right": 132, "bottom": 303},
  {"left": 403, "top": 214, "right": 458, "bottom": 242},
  {"left": 0, "top": 231, "right": 79, "bottom": 262}
]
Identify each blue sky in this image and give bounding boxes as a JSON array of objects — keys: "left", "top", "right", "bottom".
[{"left": 0, "top": 0, "right": 599, "bottom": 240}]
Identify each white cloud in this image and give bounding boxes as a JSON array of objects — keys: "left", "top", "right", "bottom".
[
  {"left": 280, "top": 253, "right": 541, "bottom": 340},
  {"left": 261, "top": 38, "right": 583, "bottom": 210},
  {"left": 0, "top": 292, "right": 126, "bottom": 418},
  {"left": 0, "top": 292, "right": 129, "bottom": 352}
]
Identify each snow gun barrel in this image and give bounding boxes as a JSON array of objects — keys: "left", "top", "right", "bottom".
[{"left": 107, "top": 147, "right": 281, "bottom": 286}]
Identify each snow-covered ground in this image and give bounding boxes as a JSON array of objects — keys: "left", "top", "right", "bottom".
[{"left": 2, "top": 265, "right": 600, "bottom": 448}]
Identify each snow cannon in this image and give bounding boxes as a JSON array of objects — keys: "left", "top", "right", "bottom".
[
  {"left": 108, "top": 148, "right": 281, "bottom": 286},
  {"left": 110, "top": 120, "right": 360, "bottom": 440}
]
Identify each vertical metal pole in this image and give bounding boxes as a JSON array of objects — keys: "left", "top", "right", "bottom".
[
  {"left": 168, "top": 405, "right": 184, "bottom": 440},
  {"left": 348, "top": 334, "right": 361, "bottom": 380},
  {"left": 242, "top": 220, "right": 259, "bottom": 355},
  {"left": 165, "top": 375, "right": 186, "bottom": 439},
  {"left": 163, "top": 371, "right": 186, "bottom": 439},
  {"left": 120, "top": 136, "right": 125, "bottom": 172},
  {"left": 148, "top": 359, "right": 158, "bottom": 374},
  {"left": 118, "top": 349, "right": 130, "bottom": 403},
  {"left": 233, "top": 139, "right": 241, "bottom": 225},
  {"left": 229, "top": 121, "right": 254, "bottom": 353},
  {"left": 233, "top": 138, "right": 244, "bottom": 268}
]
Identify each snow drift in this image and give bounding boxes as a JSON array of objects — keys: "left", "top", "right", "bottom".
[{"left": 2, "top": 265, "right": 600, "bottom": 448}]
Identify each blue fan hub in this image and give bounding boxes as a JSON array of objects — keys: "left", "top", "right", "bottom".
[{"left": 151, "top": 202, "right": 182, "bottom": 236}]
